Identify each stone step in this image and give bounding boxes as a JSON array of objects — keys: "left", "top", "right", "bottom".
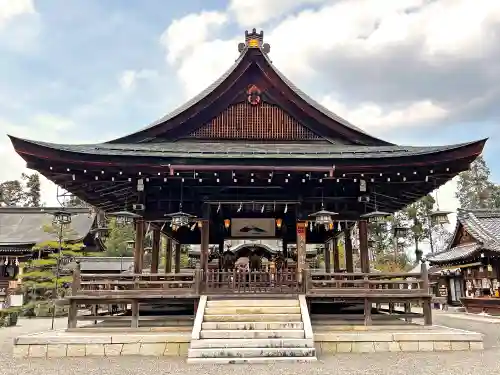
[
  {"left": 188, "top": 346, "right": 316, "bottom": 358},
  {"left": 206, "top": 299, "right": 299, "bottom": 308},
  {"left": 187, "top": 356, "right": 317, "bottom": 364},
  {"left": 201, "top": 321, "right": 304, "bottom": 330},
  {"left": 205, "top": 306, "right": 301, "bottom": 315},
  {"left": 200, "top": 329, "right": 305, "bottom": 339},
  {"left": 190, "top": 338, "right": 313, "bottom": 349},
  {"left": 204, "top": 313, "right": 302, "bottom": 322}
]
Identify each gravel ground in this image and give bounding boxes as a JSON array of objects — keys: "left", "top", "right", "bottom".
[{"left": 1, "top": 313, "right": 500, "bottom": 375}]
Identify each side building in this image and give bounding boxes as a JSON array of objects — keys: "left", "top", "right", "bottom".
[{"left": 428, "top": 209, "right": 500, "bottom": 315}]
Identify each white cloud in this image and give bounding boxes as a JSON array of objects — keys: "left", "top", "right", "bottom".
[
  {"left": 160, "top": 11, "right": 228, "bottom": 65},
  {"left": 228, "top": 0, "right": 330, "bottom": 27},
  {"left": 321, "top": 97, "right": 448, "bottom": 129},
  {"left": 118, "top": 69, "right": 159, "bottom": 91},
  {"left": 0, "top": 0, "right": 35, "bottom": 29}
]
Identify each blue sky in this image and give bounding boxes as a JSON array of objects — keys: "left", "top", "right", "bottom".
[{"left": 1, "top": 0, "right": 499, "bottom": 212}]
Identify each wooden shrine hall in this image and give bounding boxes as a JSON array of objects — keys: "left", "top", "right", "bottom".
[{"left": 9, "top": 29, "right": 486, "bottom": 328}]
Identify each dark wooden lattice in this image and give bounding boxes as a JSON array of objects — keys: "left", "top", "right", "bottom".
[{"left": 187, "top": 102, "right": 321, "bottom": 140}]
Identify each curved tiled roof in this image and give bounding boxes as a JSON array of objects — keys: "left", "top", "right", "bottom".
[
  {"left": 428, "top": 208, "right": 500, "bottom": 264},
  {"left": 107, "top": 44, "right": 389, "bottom": 145},
  {"left": 8, "top": 137, "right": 483, "bottom": 160},
  {"left": 0, "top": 207, "right": 94, "bottom": 246}
]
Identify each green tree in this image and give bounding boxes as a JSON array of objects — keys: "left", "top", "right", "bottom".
[
  {"left": 0, "top": 179, "right": 25, "bottom": 206},
  {"left": 21, "top": 173, "right": 41, "bottom": 207},
  {"left": 456, "top": 155, "right": 499, "bottom": 209},
  {"left": 404, "top": 194, "right": 435, "bottom": 262},
  {"left": 104, "top": 218, "right": 135, "bottom": 256},
  {"left": 21, "top": 223, "right": 86, "bottom": 299}
]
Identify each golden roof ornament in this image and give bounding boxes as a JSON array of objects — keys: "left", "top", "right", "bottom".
[{"left": 238, "top": 28, "right": 271, "bottom": 54}]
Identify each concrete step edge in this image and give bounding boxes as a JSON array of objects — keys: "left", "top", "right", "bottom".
[
  {"left": 187, "top": 356, "right": 317, "bottom": 364},
  {"left": 190, "top": 338, "right": 314, "bottom": 349}
]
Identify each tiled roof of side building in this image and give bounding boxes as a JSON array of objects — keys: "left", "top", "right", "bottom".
[{"left": 428, "top": 208, "right": 500, "bottom": 264}]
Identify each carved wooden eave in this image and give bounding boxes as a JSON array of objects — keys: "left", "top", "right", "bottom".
[{"left": 106, "top": 30, "right": 392, "bottom": 146}]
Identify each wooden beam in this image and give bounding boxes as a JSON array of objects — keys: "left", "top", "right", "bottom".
[
  {"left": 134, "top": 219, "right": 145, "bottom": 274},
  {"left": 150, "top": 228, "right": 160, "bottom": 274},
  {"left": 359, "top": 220, "right": 369, "bottom": 273},
  {"left": 174, "top": 242, "right": 181, "bottom": 274},
  {"left": 200, "top": 203, "right": 210, "bottom": 280},
  {"left": 164, "top": 237, "right": 172, "bottom": 274},
  {"left": 344, "top": 228, "right": 354, "bottom": 273},
  {"left": 332, "top": 238, "right": 340, "bottom": 272}
]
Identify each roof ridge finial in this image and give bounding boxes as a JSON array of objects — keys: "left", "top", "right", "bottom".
[{"left": 238, "top": 29, "right": 270, "bottom": 54}]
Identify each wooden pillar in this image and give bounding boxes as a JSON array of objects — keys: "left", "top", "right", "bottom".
[
  {"left": 200, "top": 203, "right": 210, "bottom": 280},
  {"left": 421, "top": 260, "right": 433, "bottom": 325},
  {"left": 150, "top": 228, "right": 160, "bottom": 274},
  {"left": 164, "top": 237, "right": 172, "bottom": 274},
  {"left": 174, "top": 242, "right": 181, "bottom": 273},
  {"left": 358, "top": 220, "right": 370, "bottom": 273},
  {"left": 324, "top": 241, "right": 331, "bottom": 273},
  {"left": 282, "top": 237, "right": 288, "bottom": 259},
  {"left": 296, "top": 221, "right": 306, "bottom": 283},
  {"left": 133, "top": 219, "right": 145, "bottom": 274},
  {"left": 218, "top": 237, "right": 224, "bottom": 271},
  {"left": 344, "top": 228, "right": 354, "bottom": 273},
  {"left": 332, "top": 238, "right": 341, "bottom": 272}
]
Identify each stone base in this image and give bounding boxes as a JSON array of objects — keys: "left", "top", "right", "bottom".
[
  {"left": 12, "top": 324, "right": 484, "bottom": 358},
  {"left": 13, "top": 330, "right": 190, "bottom": 358},
  {"left": 314, "top": 325, "right": 484, "bottom": 354}
]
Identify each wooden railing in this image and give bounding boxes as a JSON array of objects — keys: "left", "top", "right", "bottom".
[
  {"left": 71, "top": 265, "right": 201, "bottom": 299},
  {"left": 204, "top": 269, "right": 300, "bottom": 294},
  {"left": 305, "top": 271, "right": 428, "bottom": 297}
]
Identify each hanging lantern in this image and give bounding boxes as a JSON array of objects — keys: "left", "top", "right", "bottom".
[
  {"left": 308, "top": 209, "right": 338, "bottom": 226},
  {"left": 108, "top": 210, "right": 141, "bottom": 226},
  {"left": 328, "top": 222, "right": 334, "bottom": 231},
  {"left": 165, "top": 211, "right": 196, "bottom": 228},
  {"left": 52, "top": 210, "right": 73, "bottom": 226},
  {"left": 360, "top": 210, "right": 389, "bottom": 224},
  {"left": 393, "top": 225, "right": 408, "bottom": 238},
  {"left": 224, "top": 219, "right": 231, "bottom": 229},
  {"left": 197, "top": 221, "right": 202, "bottom": 228},
  {"left": 172, "top": 225, "right": 178, "bottom": 232},
  {"left": 429, "top": 210, "right": 451, "bottom": 225},
  {"left": 276, "top": 218, "right": 282, "bottom": 229}
]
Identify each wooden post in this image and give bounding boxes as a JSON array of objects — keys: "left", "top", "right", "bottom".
[
  {"left": 165, "top": 237, "right": 172, "bottom": 274},
  {"left": 194, "top": 264, "right": 201, "bottom": 295},
  {"left": 133, "top": 219, "right": 145, "bottom": 274},
  {"left": 324, "top": 241, "right": 331, "bottom": 273},
  {"left": 296, "top": 221, "right": 307, "bottom": 283},
  {"left": 200, "top": 203, "right": 210, "bottom": 281},
  {"left": 151, "top": 228, "right": 160, "bottom": 275},
  {"left": 67, "top": 261, "right": 81, "bottom": 329},
  {"left": 358, "top": 220, "right": 370, "bottom": 273},
  {"left": 174, "top": 242, "right": 181, "bottom": 273},
  {"left": 344, "top": 228, "right": 354, "bottom": 273},
  {"left": 71, "top": 260, "right": 81, "bottom": 295},
  {"left": 282, "top": 237, "right": 288, "bottom": 259},
  {"left": 364, "top": 298, "right": 372, "bottom": 326},
  {"left": 421, "top": 260, "right": 433, "bottom": 325},
  {"left": 332, "top": 238, "right": 340, "bottom": 272}
]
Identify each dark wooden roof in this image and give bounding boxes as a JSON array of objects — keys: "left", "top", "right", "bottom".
[
  {"left": 428, "top": 209, "right": 500, "bottom": 265},
  {"left": 108, "top": 30, "right": 389, "bottom": 146}
]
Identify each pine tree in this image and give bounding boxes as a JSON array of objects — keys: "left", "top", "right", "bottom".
[
  {"left": 21, "top": 173, "right": 41, "bottom": 207},
  {"left": 0, "top": 180, "right": 25, "bottom": 206},
  {"left": 456, "top": 155, "right": 498, "bottom": 209},
  {"left": 404, "top": 194, "right": 435, "bottom": 262},
  {"left": 104, "top": 218, "right": 136, "bottom": 256}
]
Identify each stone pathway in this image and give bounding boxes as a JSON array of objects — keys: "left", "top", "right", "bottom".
[{"left": 1, "top": 315, "right": 500, "bottom": 375}]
